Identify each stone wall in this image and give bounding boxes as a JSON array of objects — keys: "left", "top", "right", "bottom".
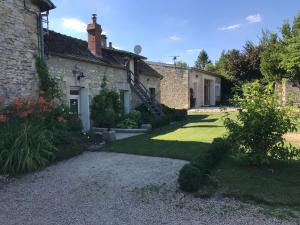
[
  {"left": 47, "top": 55, "right": 133, "bottom": 106},
  {"left": 131, "top": 74, "right": 161, "bottom": 109},
  {"left": 149, "top": 63, "right": 189, "bottom": 109},
  {"left": 0, "top": 0, "right": 40, "bottom": 102}
]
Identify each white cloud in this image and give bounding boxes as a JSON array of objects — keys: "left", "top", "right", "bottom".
[
  {"left": 102, "top": 31, "right": 108, "bottom": 35},
  {"left": 169, "top": 36, "right": 182, "bottom": 41},
  {"left": 219, "top": 24, "right": 242, "bottom": 31},
  {"left": 246, "top": 14, "right": 262, "bottom": 23},
  {"left": 186, "top": 49, "right": 202, "bottom": 53},
  {"left": 61, "top": 18, "right": 87, "bottom": 33},
  {"left": 113, "top": 46, "right": 121, "bottom": 50}
]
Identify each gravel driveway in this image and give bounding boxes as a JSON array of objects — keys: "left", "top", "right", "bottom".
[{"left": 0, "top": 152, "right": 296, "bottom": 225}]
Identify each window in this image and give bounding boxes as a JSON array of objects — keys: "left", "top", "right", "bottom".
[
  {"left": 69, "top": 87, "right": 80, "bottom": 114},
  {"left": 149, "top": 88, "right": 156, "bottom": 100}
]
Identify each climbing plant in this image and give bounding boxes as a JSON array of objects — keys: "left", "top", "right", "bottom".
[{"left": 36, "top": 57, "right": 61, "bottom": 100}]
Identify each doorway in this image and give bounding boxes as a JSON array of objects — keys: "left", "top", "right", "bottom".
[
  {"left": 204, "top": 79, "right": 211, "bottom": 106},
  {"left": 70, "top": 89, "right": 80, "bottom": 114}
]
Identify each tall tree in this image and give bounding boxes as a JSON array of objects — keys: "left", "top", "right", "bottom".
[
  {"left": 195, "top": 50, "right": 211, "bottom": 70},
  {"left": 215, "top": 42, "right": 262, "bottom": 84},
  {"left": 280, "top": 12, "right": 300, "bottom": 86},
  {"left": 175, "top": 60, "right": 188, "bottom": 69}
]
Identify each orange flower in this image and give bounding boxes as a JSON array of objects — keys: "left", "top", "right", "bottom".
[
  {"left": 0, "top": 114, "right": 7, "bottom": 123},
  {"left": 38, "top": 96, "right": 47, "bottom": 105},
  {"left": 12, "top": 98, "right": 22, "bottom": 109},
  {"left": 0, "top": 97, "right": 5, "bottom": 106},
  {"left": 57, "top": 116, "right": 65, "bottom": 122}
]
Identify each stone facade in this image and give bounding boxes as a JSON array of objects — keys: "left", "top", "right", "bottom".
[
  {"left": 0, "top": 0, "right": 41, "bottom": 101},
  {"left": 131, "top": 74, "right": 161, "bottom": 108},
  {"left": 149, "top": 62, "right": 222, "bottom": 109},
  {"left": 150, "top": 63, "right": 189, "bottom": 109},
  {"left": 47, "top": 55, "right": 131, "bottom": 105},
  {"left": 189, "top": 69, "right": 221, "bottom": 107}
]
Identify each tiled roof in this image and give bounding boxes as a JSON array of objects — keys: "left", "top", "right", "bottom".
[
  {"left": 44, "top": 30, "right": 160, "bottom": 78},
  {"left": 44, "top": 30, "right": 144, "bottom": 66},
  {"left": 138, "top": 60, "right": 163, "bottom": 79}
]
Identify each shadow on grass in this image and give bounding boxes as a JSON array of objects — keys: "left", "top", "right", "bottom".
[
  {"left": 216, "top": 156, "right": 300, "bottom": 209},
  {"left": 101, "top": 114, "right": 215, "bottom": 161},
  {"left": 181, "top": 125, "right": 223, "bottom": 129}
]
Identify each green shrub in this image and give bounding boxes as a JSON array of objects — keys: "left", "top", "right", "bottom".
[
  {"left": 90, "top": 76, "right": 121, "bottom": 128},
  {"left": 161, "top": 104, "right": 187, "bottom": 121},
  {"left": 135, "top": 103, "right": 186, "bottom": 129},
  {"left": 224, "top": 81, "right": 299, "bottom": 166},
  {"left": 178, "top": 164, "right": 203, "bottom": 192},
  {"left": 117, "top": 118, "right": 139, "bottom": 129},
  {"left": 117, "top": 111, "right": 142, "bottom": 129},
  {"left": 179, "top": 138, "right": 228, "bottom": 192},
  {"left": 0, "top": 96, "right": 84, "bottom": 175},
  {"left": 0, "top": 122, "right": 57, "bottom": 175}
]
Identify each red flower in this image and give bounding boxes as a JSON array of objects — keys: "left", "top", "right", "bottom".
[
  {"left": 38, "top": 96, "right": 47, "bottom": 105},
  {"left": 12, "top": 98, "right": 22, "bottom": 109},
  {"left": 57, "top": 116, "right": 65, "bottom": 122},
  {"left": 0, "top": 114, "right": 7, "bottom": 123},
  {"left": 0, "top": 97, "right": 5, "bottom": 106}
]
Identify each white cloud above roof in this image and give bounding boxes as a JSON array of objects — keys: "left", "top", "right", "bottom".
[
  {"left": 219, "top": 23, "right": 242, "bottom": 31},
  {"left": 169, "top": 36, "right": 182, "bottom": 41},
  {"left": 186, "top": 49, "right": 202, "bottom": 53},
  {"left": 246, "top": 14, "right": 262, "bottom": 23},
  {"left": 61, "top": 18, "right": 87, "bottom": 33}
]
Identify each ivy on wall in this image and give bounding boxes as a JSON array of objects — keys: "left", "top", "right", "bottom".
[{"left": 35, "top": 57, "right": 61, "bottom": 100}]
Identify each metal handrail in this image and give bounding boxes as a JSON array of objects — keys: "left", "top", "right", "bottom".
[{"left": 127, "top": 70, "right": 162, "bottom": 109}]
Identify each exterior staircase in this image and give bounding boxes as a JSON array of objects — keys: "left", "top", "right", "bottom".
[{"left": 127, "top": 69, "right": 164, "bottom": 118}]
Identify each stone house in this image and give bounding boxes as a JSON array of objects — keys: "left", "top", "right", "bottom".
[
  {"left": 0, "top": 0, "right": 163, "bottom": 131},
  {"left": 0, "top": 0, "right": 55, "bottom": 101},
  {"left": 149, "top": 62, "right": 222, "bottom": 109},
  {"left": 44, "top": 15, "right": 163, "bottom": 130}
]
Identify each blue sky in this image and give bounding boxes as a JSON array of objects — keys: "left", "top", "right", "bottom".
[{"left": 49, "top": 0, "right": 299, "bottom": 65}]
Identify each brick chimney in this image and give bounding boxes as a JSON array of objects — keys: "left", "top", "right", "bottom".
[{"left": 87, "top": 14, "right": 102, "bottom": 56}]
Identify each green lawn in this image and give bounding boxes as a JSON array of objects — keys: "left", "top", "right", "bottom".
[
  {"left": 101, "top": 112, "right": 300, "bottom": 212},
  {"left": 102, "top": 113, "right": 231, "bottom": 161}
]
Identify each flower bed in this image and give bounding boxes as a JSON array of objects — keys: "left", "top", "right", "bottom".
[{"left": 0, "top": 96, "right": 84, "bottom": 175}]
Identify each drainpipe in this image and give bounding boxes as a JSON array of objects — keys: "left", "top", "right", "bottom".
[{"left": 23, "top": 0, "right": 45, "bottom": 62}]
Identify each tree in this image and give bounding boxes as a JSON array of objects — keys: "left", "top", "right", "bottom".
[
  {"left": 90, "top": 76, "right": 121, "bottom": 128},
  {"left": 280, "top": 13, "right": 300, "bottom": 86},
  {"left": 215, "top": 49, "right": 244, "bottom": 82},
  {"left": 224, "top": 81, "right": 299, "bottom": 166},
  {"left": 214, "top": 42, "right": 262, "bottom": 84},
  {"left": 204, "top": 63, "right": 217, "bottom": 72},
  {"left": 195, "top": 50, "right": 211, "bottom": 70},
  {"left": 175, "top": 60, "right": 188, "bottom": 69},
  {"left": 260, "top": 12, "right": 300, "bottom": 86},
  {"left": 260, "top": 31, "right": 286, "bottom": 82}
]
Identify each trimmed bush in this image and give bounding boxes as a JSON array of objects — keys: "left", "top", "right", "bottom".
[
  {"left": 178, "top": 164, "right": 203, "bottom": 192},
  {"left": 178, "top": 138, "right": 228, "bottom": 192}
]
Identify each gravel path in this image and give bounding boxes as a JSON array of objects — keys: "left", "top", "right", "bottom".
[{"left": 0, "top": 152, "right": 296, "bottom": 225}]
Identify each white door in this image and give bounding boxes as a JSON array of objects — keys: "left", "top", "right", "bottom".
[{"left": 70, "top": 93, "right": 80, "bottom": 115}]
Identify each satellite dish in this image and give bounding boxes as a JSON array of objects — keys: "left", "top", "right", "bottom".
[{"left": 134, "top": 45, "right": 142, "bottom": 55}]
